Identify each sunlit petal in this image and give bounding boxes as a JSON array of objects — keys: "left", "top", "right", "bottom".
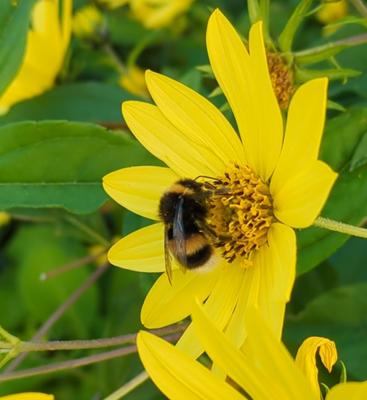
[
  {"left": 327, "top": 382, "right": 367, "bottom": 400},
  {"left": 192, "top": 302, "right": 273, "bottom": 400},
  {"left": 141, "top": 266, "right": 221, "bottom": 328},
  {"left": 226, "top": 223, "right": 295, "bottom": 343},
  {"left": 122, "top": 101, "right": 225, "bottom": 177},
  {"left": 206, "top": 10, "right": 283, "bottom": 181},
  {"left": 176, "top": 262, "right": 246, "bottom": 358},
  {"left": 137, "top": 331, "right": 245, "bottom": 400},
  {"left": 145, "top": 70, "right": 245, "bottom": 174},
  {"left": 271, "top": 78, "right": 328, "bottom": 192},
  {"left": 272, "top": 160, "right": 338, "bottom": 228},
  {"left": 103, "top": 166, "right": 178, "bottom": 220},
  {"left": 243, "top": 309, "right": 318, "bottom": 400},
  {"left": 108, "top": 223, "right": 166, "bottom": 272}
]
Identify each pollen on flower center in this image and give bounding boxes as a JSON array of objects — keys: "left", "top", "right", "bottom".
[
  {"left": 205, "top": 164, "right": 274, "bottom": 264},
  {"left": 267, "top": 52, "right": 294, "bottom": 109}
]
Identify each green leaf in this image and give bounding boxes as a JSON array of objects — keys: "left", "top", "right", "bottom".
[
  {"left": 297, "top": 108, "right": 367, "bottom": 275},
  {"left": 326, "top": 16, "right": 367, "bottom": 30},
  {"left": 285, "top": 283, "right": 367, "bottom": 380},
  {"left": 0, "top": 121, "right": 159, "bottom": 213},
  {"left": 326, "top": 100, "right": 346, "bottom": 112},
  {"left": 350, "top": 131, "right": 367, "bottom": 171},
  {"left": 0, "top": 82, "right": 138, "bottom": 124},
  {"left": 296, "top": 67, "right": 361, "bottom": 82},
  {"left": 278, "top": 0, "right": 315, "bottom": 53},
  {"left": 180, "top": 69, "right": 202, "bottom": 92},
  {"left": 0, "top": 0, "right": 35, "bottom": 96}
]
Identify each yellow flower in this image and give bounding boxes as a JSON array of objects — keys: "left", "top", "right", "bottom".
[
  {"left": 119, "top": 66, "right": 149, "bottom": 98},
  {"left": 316, "top": 0, "right": 348, "bottom": 24},
  {"left": 137, "top": 304, "right": 358, "bottom": 400},
  {"left": 73, "top": 4, "right": 103, "bottom": 39},
  {"left": 0, "top": 212, "right": 11, "bottom": 227},
  {"left": 98, "top": 0, "right": 192, "bottom": 29},
  {"left": 0, "top": 394, "right": 53, "bottom": 400},
  {"left": 130, "top": 0, "right": 194, "bottom": 29},
  {"left": 296, "top": 336, "right": 338, "bottom": 397},
  {"left": 98, "top": 0, "right": 129, "bottom": 9},
  {"left": 103, "top": 10, "right": 337, "bottom": 355},
  {"left": 0, "top": 0, "right": 72, "bottom": 113}
]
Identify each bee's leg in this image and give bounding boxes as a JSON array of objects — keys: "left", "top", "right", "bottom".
[{"left": 197, "top": 221, "right": 228, "bottom": 246}]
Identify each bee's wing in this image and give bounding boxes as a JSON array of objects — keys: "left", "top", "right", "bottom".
[
  {"left": 173, "top": 196, "right": 187, "bottom": 267},
  {"left": 164, "top": 225, "right": 173, "bottom": 285}
]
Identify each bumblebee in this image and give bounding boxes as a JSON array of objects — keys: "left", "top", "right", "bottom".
[{"left": 159, "top": 179, "right": 218, "bottom": 282}]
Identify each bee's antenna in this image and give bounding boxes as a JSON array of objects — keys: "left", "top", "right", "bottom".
[{"left": 194, "top": 175, "right": 220, "bottom": 182}]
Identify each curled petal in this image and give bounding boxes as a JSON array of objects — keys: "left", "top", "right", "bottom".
[{"left": 295, "top": 336, "right": 338, "bottom": 397}]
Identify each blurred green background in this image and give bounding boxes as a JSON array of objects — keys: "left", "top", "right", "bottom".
[{"left": 0, "top": 0, "right": 367, "bottom": 398}]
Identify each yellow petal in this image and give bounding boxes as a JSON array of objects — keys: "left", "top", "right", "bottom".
[
  {"left": 0, "top": 395, "right": 53, "bottom": 400},
  {"left": 145, "top": 70, "right": 245, "bottom": 174},
  {"left": 295, "top": 336, "right": 338, "bottom": 397},
  {"left": 176, "top": 262, "right": 246, "bottom": 358},
  {"left": 131, "top": 0, "right": 194, "bottom": 29},
  {"left": 225, "top": 223, "right": 296, "bottom": 345},
  {"left": 243, "top": 309, "right": 318, "bottom": 400},
  {"left": 137, "top": 331, "right": 245, "bottom": 400},
  {"left": 271, "top": 78, "right": 328, "bottom": 192},
  {"left": 206, "top": 10, "right": 283, "bottom": 181},
  {"left": 192, "top": 302, "right": 272, "bottom": 400},
  {"left": 103, "top": 166, "right": 178, "bottom": 220},
  {"left": 141, "top": 266, "right": 221, "bottom": 328},
  {"left": 327, "top": 382, "right": 367, "bottom": 400},
  {"left": 122, "top": 101, "right": 226, "bottom": 177},
  {"left": 0, "top": 0, "right": 71, "bottom": 111},
  {"left": 108, "top": 223, "right": 167, "bottom": 272},
  {"left": 272, "top": 160, "right": 338, "bottom": 228}
]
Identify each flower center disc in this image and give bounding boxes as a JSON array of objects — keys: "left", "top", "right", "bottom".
[
  {"left": 205, "top": 164, "right": 274, "bottom": 264},
  {"left": 267, "top": 52, "right": 294, "bottom": 110}
]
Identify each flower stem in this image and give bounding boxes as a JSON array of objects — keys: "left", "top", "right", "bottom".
[
  {"left": 349, "top": 0, "right": 367, "bottom": 18},
  {"left": 104, "top": 371, "right": 149, "bottom": 400},
  {"left": 314, "top": 217, "right": 367, "bottom": 239},
  {"left": 4, "top": 264, "right": 110, "bottom": 372},
  {"left": 0, "top": 334, "right": 180, "bottom": 383},
  {"left": 0, "top": 346, "right": 137, "bottom": 383},
  {"left": 63, "top": 214, "right": 110, "bottom": 247},
  {"left": 102, "top": 42, "right": 126, "bottom": 74},
  {"left": 0, "top": 324, "right": 187, "bottom": 354},
  {"left": 40, "top": 250, "right": 107, "bottom": 281}
]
